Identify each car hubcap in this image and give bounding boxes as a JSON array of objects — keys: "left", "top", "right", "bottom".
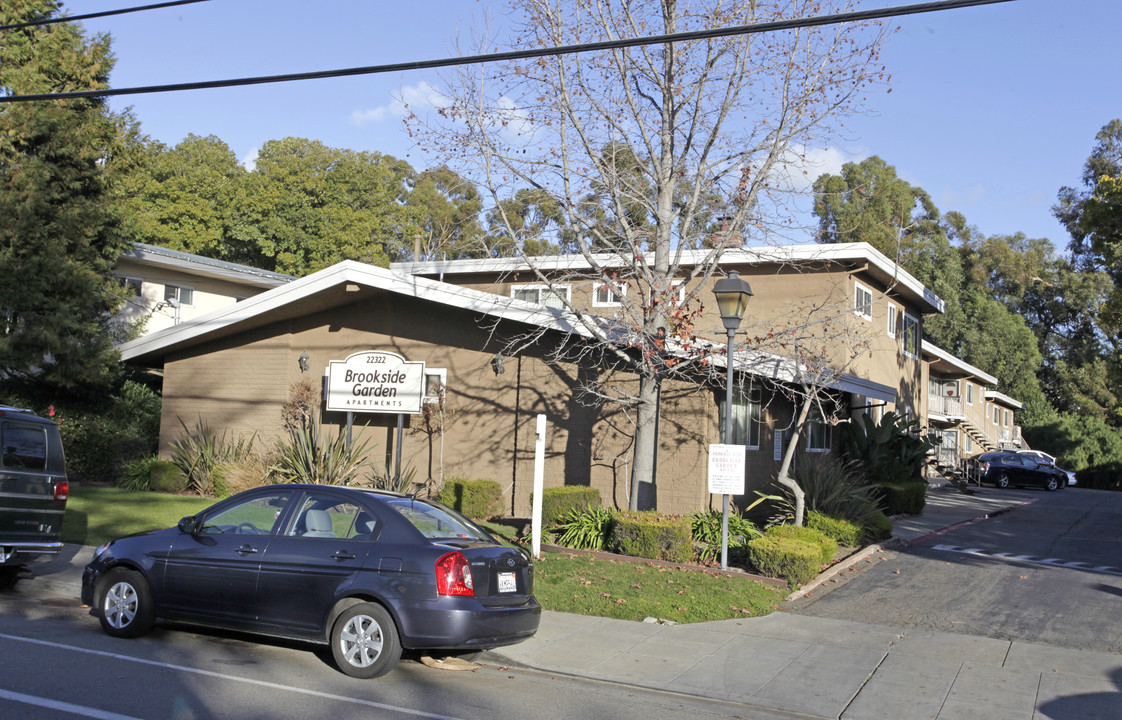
[
  {"left": 340, "top": 614, "right": 383, "bottom": 667},
  {"left": 105, "top": 582, "right": 138, "bottom": 629}
]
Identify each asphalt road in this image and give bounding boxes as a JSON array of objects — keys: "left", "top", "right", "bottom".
[
  {"left": 787, "top": 487, "right": 1122, "bottom": 655},
  {"left": 0, "top": 588, "right": 788, "bottom": 720}
]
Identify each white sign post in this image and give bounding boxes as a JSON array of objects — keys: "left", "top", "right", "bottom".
[
  {"left": 531, "top": 414, "right": 547, "bottom": 559},
  {"left": 326, "top": 351, "right": 426, "bottom": 414},
  {"left": 708, "top": 443, "right": 746, "bottom": 569}
]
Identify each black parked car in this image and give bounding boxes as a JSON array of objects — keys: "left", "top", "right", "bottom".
[
  {"left": 82, "top": 485, "right": 540, "bottom": 678},
  {"left": 971, "top": 451, "right": 1067, "bottom": 491}
]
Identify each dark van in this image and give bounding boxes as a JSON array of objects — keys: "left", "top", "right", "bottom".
[{"left": 0, "top": 405, "right": 68, "bottom": 584}]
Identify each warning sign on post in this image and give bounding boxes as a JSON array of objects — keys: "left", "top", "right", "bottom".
[{"left": 707, "top": 444, "right": 746, "bottom": 495}]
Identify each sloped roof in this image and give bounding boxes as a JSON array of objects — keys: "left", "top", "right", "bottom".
[
  {"left": 391, "top": 242, "right": 945, "bottom": 316},
  {"left": 118, "top": 243, "right": 295, "bottom": 288}
]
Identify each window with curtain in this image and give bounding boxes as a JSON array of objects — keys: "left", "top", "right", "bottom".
[{"left": 718, "top": 384, "right": 761, "bottom": 449}]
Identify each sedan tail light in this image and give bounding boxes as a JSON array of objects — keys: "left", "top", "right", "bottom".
[
  {"left": 54, "top": 480, "right": 69, "bottom": 502},
  {"left": 435, "top": 551, "right": 474, "bottom": 596}
]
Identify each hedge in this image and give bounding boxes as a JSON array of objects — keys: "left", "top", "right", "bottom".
[
  {"left": 436, "top": 477, "right": 504, "bottom": 521},
  {"left": 608, "top": 511, "right": 692, "bottom": 563},
  {"left": 875, "top": 481, "right": 926, "bottom": 516},
  {"left": 746, "top": 535, "right": 821, "bottom": 586},
  {"left": 540, "top": 485, "right": 601, "bottom": 528}
]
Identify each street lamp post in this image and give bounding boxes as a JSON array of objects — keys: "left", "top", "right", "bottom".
[{"left": 712, "top": 270, "right": 753, "bottom": 570}]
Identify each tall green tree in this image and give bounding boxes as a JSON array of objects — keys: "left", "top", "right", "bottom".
[
  {"left": 0, "top": 0, "right": 136, "bottom": 388},
  {"left": 246, "top": 138, "right": 415, "bottom": 275}
]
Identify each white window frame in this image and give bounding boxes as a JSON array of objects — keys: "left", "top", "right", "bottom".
[
  {"left": 1003, "top": 409, "right": 1010, "bottom": 427},
  {"left": 966, "top": 383, "right": 974, "bottom": 405},
  {"left": 591, "top": 280, "right": 626, "bottom": 308},
  {"left": 993, "top": 404, "right": 999, "bottom": 425},
  {"left": 511, "top": 283, "right": 571, "bottom": 309},
  {"left": 964, "top": 435, "right": 974, "bottom": 454},
  {"left": 164, "top": 283, "right": 194, "bottom": 307},
  {"left": 854, "top": 282, "right": 873, "bottom": 321},
  {"left": 887, "top": 304, "right": 898, "bottom": 337},
  {"left": 423, "top": 369, "right": 447, "bottom": 404},
  {"left": 902, "top": 313, "right": 920, "bottom": 359},
  {"left": 718, "top": 384, "right": 762, "bottom": 450}
]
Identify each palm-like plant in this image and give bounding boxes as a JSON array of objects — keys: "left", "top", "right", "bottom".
[{"left": 272, "top": 422, "right": 370, "bottom": 486}]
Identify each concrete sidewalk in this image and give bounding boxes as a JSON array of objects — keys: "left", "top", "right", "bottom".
[{"left": 16, "top": 485, "right": 1122, "bottom": 719}]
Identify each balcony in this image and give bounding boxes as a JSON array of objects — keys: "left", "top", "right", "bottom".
[{"left": 928, "top": 393, "right": 964, "bottom": 418}]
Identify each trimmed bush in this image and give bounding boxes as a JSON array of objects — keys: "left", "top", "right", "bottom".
[
  {"left": 436, "top": 477, "right": 504, "bottom": 521},
  {"left": 608, "top": 511, "right": 692, "bottom": 563},
  {"left": 690, "top": 509, "right": 763, "bottom": 563},
  {"left": 149, "top": 461, "right": 189, "bottom": 493},
  {"left": 806, "top": 510, "right": 862, "bottom": 547},
  {"left": 766, "top": 524, "right": 837, "bottom": 565},
  {"left": 541, "top": 486, "right": 601, "bottom": 528},
  {"left": 746, "top": 535, "right": 820, "bottom": 586},
  {"left": 862, "top": 511, "right": 894, "bottom": 543},
  {"left": 875, "top": 481, "right": 926, "bottom": 516}
]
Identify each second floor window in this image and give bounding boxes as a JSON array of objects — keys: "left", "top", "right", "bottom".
[
  {"left": 854, "top": 283, "right": 873, "bottom": 321},
  {"left": 512, "top": 284, "right": 570, "bottom": 309},
  {"left": 592, "top": 281, "right": 626, "bottom": 307},
  {"left": 902, "top": 313, "right": 920, "bottom": 358},
  {"left": 887, "top": 304, "right": 898, "bottom": 337},
  {"left": 164, "top": 284, "right": 194, "bottom": 306}
]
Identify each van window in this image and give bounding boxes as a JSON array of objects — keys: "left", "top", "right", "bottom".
[{"left": 1, "top": 423, "right": 48, "bottom": 470}]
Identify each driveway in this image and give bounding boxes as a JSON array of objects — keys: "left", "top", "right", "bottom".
[{"left": 786, "top": 487, "right": 1122, "bottom": 655}]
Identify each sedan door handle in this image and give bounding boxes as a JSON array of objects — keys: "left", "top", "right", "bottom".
[
  {"left": 235, "top": 544, "right": 258, "bottom": 555},
  {"left": 331, "top": 551, "right": 356, "bottom": 560}
]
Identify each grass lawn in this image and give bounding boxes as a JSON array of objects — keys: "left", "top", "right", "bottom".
[{"left": 64, "top": 488, "right": 784, "bottom": 623}]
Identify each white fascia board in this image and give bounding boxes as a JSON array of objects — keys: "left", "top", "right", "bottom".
[
  {"left": 121, "top": 243, "right": 294, "bottom": 288},
  {"left": 392, "top": 242, "right": 943, "bottom": 315},
  {"left": 687, "top": 340, "right": 897, "bottom": 403},
  {"left": 984, "top": 390, "right": 1024, "bottom": 410},
  {"left": 922, "top": 341, "right": 998, "bottom": 385},
  {"left": 119, "top": 260, "right": 595, "bottom": 362}
]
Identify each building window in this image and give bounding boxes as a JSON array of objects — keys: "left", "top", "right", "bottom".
[
  {"left": 164, "top": 284, "right": 194, "bottom": 307},
  {"left": 964, "top": 435, "right": 974, "bottom": 454},
  {"left": 512, "top": 284, "right": 570, "bottom": 309},
  {"left": 966, "top": 383, "right": 974, "bottom": 405},
  {"left": 854, "top": 283, "right": 873, "bottom": 321},
  {"left": 592, "top": 281, "right": 626, "bottom": 307},
  {"left": 806, "top": 409, "right": 832, "bottom": 453},
  {"left": 887, "top": 304, "right": 898, "bottom": 337},
  {"left": 1003, "top": 409, "right": 1010, "bottom": 427},
  {"left": 902, "top": 313, "right": 920, "bottom": 358},
  {"left": 993, "top": 404, "right": 999, "bottom": 425},
  {"left": 719, "top": 385, "right": 761, "bottom": 449},
  {"left": 423, "top": 369, "right": 447, "bottom": 404}
]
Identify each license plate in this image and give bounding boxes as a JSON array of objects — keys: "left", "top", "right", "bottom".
[{"left": 497, "top": 572, "right": 516, "bottom": 593}]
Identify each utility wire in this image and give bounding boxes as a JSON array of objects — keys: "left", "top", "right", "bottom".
[
  {"left": 0, "top": 0, "right": 1018, "bottom": 104},
  {"left": 0, "top": 0, "right": 212, "bottom": 31}
]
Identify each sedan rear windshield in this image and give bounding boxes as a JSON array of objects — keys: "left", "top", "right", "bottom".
[{"left": 385, "top": 498, "right": 491, "bottom": 541}]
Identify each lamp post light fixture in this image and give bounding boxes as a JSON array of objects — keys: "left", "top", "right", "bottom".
[{"left": 711, "top": 270, "right": 753, "bottom": 570}]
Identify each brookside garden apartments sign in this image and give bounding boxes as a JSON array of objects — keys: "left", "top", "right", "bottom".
[{"left": 326, "top": 351, "right": 426, "bottom": 415}]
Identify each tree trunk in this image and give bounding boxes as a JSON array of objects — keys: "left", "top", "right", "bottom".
[
  {"left": 775, "top": 398, "right": 811, "bottom": 526},
  {"left": 628, "top": 372, "right": 661, "bottom": 510}
]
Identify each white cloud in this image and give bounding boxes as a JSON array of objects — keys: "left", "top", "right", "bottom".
[
  {"left": 350, "top": 81, "right": 449, "bottom": 126},
  {"left": 241, "top": 147, "right": 259, "bottom": 172},
  {"left": 773, "top": 145, "right": 870, "bottom": 192}
]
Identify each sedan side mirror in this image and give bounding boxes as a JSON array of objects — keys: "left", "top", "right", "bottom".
[{"left": 178, "top": 516, "right": 199, "bottom": 534}]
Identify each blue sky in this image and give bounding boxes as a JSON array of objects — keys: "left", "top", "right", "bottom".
[{"left": 71, "top": 0, "right": 1119, "bottom": 249}]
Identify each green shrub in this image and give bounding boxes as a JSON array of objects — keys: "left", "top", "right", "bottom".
[
  {"left": 838, "top": 410, "right": 933, "bottom": 485},
  {"left": 271, "top": 422, "right": 368, "bottom": 487},
  {"left": 170, "top": 417, "right": 256, "bottom": 495},
  {"left": 609, "top": 511, "right": 692, "bottom": 563},
  {"left": 875, "top": 481, "right": 926, "bottom": 516},
  {"left": 541, "top": 486, "right": 601, "bottom": 527},
  {"left": 746, "top": 535, "right": 821, "bottom": 586},
  {"left": 436, "top": 477, "right": 504, "bottom": 521},
  {"left": 689, "top": 509, "right": 763, "bottom": 563},
  {"left": 149, "top": 461, "right": 188, "bottom": 493},
  {"left": 806, "top": 510, "right": 862, "bottom": 547},
  {"left": 555, "top": 505, "right": 615, "bottom": 550},
  {"left": 766, "top": 524, "right": 837, "bottom": 565},
  {"left": 861, "top": 511, "right": 894, "bottom": 543},
  {"left": 790, "top": 454, "right": 882, "bottom": 524}
]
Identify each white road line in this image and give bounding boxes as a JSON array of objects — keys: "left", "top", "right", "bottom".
[
  {"left": 0, "top": 633, "right": 467, "bottom": 720},
  {"left": 930, "top": 545, "right": 1122, "bottom": 576},
  {"left": 0, "top": 688, "right": 144, "bottom": 720}
]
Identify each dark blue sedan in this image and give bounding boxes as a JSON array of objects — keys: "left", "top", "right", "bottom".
[{"left": 81, "top": 485, "right": 540, "bottom": 678}]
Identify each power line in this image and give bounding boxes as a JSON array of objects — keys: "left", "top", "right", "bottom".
[
  {"left": 0, "top": 0, "right": 212, "bottom": 32},
  {"left": 0, "top": 0, "right": 1018, "bottom": 104}
]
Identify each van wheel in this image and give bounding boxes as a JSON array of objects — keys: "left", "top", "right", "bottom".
[
  {"left": 330, "top": 602, "right": 402, "bottom": 678},
  {"left": 98, "top": 568, "right": 156, "bottom": 638}
]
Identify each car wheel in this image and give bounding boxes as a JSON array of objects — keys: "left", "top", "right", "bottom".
[
  {"left": 995, "top": 473, "right": 1010, "bottom": 489},
  {"left": 98, "top": 568, "right": 156, "bottom": 638},
  {"left": 331, "top": 602, "right": 402, "bottom": 679},
  {"left": 1045, "top": 476, "right": 1059, "bottom": 492}
]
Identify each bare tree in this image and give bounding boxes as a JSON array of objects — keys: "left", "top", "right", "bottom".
[{"left": 413, "top": 0, "right": 891, "bottom": 510}]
